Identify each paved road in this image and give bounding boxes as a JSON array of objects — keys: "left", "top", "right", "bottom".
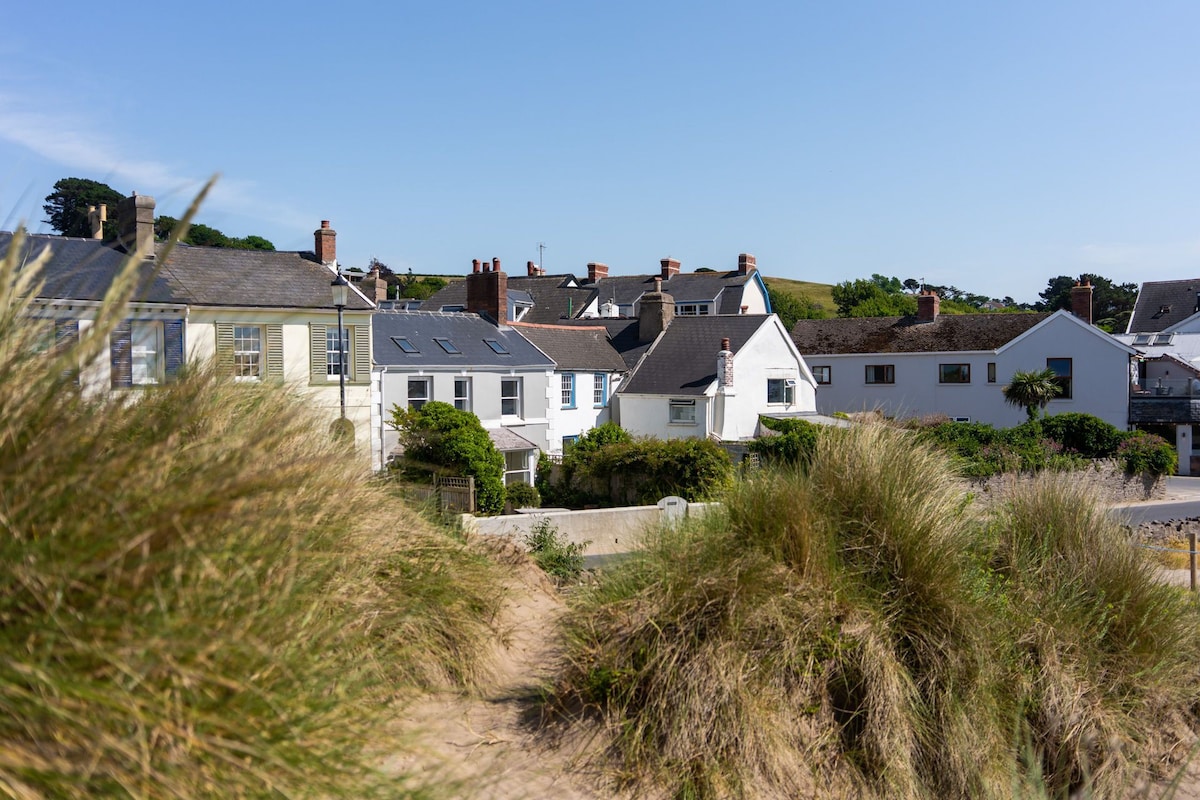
[{"left": 1115, "top": 476, "right": 1200, "bottom": 525}]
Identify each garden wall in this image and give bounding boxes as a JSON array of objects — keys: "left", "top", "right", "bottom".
[{"left": 965, "top": 461, "right": 1165, "bottom": 510}]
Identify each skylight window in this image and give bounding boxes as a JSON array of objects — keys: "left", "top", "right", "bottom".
[
  {"left": 1133, "top": 334, "right": 1152, "bottom": 346},
  {"left": 1153, "top": 333, "right": 1175, "bottom": 346},
  {"left": 484, "top": 339, "right": 509, "bottom": 354},
  {"left": 434, "top": 337, "right": 461, "bottom": 354},
  {"left": 391, "top": 336, "right": 418, "bottom": 353}
]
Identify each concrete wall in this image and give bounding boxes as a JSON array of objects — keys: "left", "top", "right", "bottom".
[{"left": 462, "top": 501, "right": 719, "bottom": 560}]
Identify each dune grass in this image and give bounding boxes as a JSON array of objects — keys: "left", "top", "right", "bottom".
[
  {"left": 550, "top": 423, "right": 1200, "bottom": 799},
  {"left": 0, "top": 223, "right": 503, "bottom": 797}
]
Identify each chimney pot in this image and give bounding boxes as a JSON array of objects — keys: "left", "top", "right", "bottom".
[
  {"left": 314, "top": 220, "right": 336, "bottom": 265},
  {"left": 466, "top": 255, "right": 508, "bottom": 323},
  {"left": 721, "top": 337, "right": 731, "bottom": 351}
]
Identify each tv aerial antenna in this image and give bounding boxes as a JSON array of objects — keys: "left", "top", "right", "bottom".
[{"left": 537, "top": 242, "right": 546, "bottom": 272}]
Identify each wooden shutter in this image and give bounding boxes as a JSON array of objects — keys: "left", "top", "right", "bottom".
[
  {"left": 164, "top": 320, "right": 185, "bottom": 381},
  {"left": 309, "top": 323, "right": 327, "bottom": 383},
  {"left": 55, "top": 320, "right": 79, "bottom": 385},
  {"left": 353, "top": 324, "right": 371, "bottom": 383},
  {"left": 215, "top": 322, "right": 235, "bottom": 376},
  {"left": 111, "top": 321, "right": 132, "bottom": 388},
  {"left": 266, "top": 324, "right": 284, "bottom": 380}
]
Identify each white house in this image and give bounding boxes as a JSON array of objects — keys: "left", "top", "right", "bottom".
[
  {"left": 614, "top": 279, "right": 817, "bottom": 441},
  {"left": 509, "top": 322, "right": 628, "bottom": 453},
  {"left": 4, "top": 197, "right": 376, "bottom": 447},
  {"left": 791, "top": 289, "right": 1136, "bottom": 429}
]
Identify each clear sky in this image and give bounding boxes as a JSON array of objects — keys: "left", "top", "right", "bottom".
[{"left": 2, "top": 1, "right": 1198, "bottom": 304}]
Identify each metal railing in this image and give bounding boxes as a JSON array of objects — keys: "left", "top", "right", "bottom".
[{"left": 1130, "top": 378, "right": 1200, "bottom": 398}]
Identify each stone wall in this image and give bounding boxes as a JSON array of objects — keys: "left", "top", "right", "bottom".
[{"left": 964, "top": 461, "right": 1165, "bottom": 511}]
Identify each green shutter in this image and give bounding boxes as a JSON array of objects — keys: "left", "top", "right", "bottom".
[
  {"left": 310, "top": 323, "right": 327, "bottom": 383},
  {"left": 353, "top": 324, "right": 371, "bottom": 383},
  {"left": 266, "top": 324, "right": 284, "bottom": 380},
  {"left": 215, "top": 322, "right": 235, "bottom": 376}
]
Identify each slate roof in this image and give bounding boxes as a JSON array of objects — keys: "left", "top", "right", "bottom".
[
  {"left": 789, "top": 313, "right": 1051, "bottom": 355},
  {"left": 553, "top": 318, "right": 654, "bottom": 370},
  {"left": 1127, "top": 278, "right": 1200, "bottom": 333},
  {"left": 511, "top": 323, "right": 628, "bottom": 372},
  {"left": 422, "top": 274, "right": 597, "bottom": 323},
  {"left": 0, "top": 232, "right": 374, "bottom": 310},
  {"left": 588, "top": 270, "right": 757, "bottom": 313},
  {"left": 620, "top": 314, "right": 773, "bottom": 396},
  {"left": 371, "top": 310, "right": 554, "bottom": 368}
]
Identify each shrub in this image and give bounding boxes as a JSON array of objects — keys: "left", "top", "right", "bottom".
[
  {"left": 1039, "top": 412, "right": 1126, "bottom": 457},
  {"left": 1118, "top": 430, "right": 1176, "bottom": 476},
  {"left": 391, "top": 400, "right": 506, "bottom": 514},
  {"left": 747, "top": 415, "right": 820, "bottom": 466},
  {"left": 506, "top": 481, "right": 540, "bottom": 509},
  {"left": 0, "top": 224, "right": 503, "bottom": 798},
  {"left": 523, "top": 518, "right": 586, "bottom": 582}
]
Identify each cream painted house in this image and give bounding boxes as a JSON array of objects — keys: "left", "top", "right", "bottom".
[{"left": 3, "top": 196, "right": 376, "bottom": 449}]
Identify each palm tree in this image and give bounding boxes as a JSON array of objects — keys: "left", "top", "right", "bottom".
[{"left": 1003, "top": 368, "right": 1062, "bottom": 421}]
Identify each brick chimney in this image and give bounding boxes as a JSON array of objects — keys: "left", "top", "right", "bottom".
[
  {"left": 717, "top": 337, "right": 735, "bottom": 395},
  {"left": 87, "top": 204, "right": 106, "bottom": 240},
  {"left": 466, "top": 257, "right": 508, "bottom": 324},
  {"left": 526, "top": 260, "right": 545, "bottom": 276},
  {"left": 639, "top": 277, "right": 675, "bottom": 343},
  {"left": 313, "top": 220, "right": 336, "bottom": 265},
  {"left": 737, "top": 253, "right": 756, "bottom": 275},
  {"left": 587, "top": 262, "right": 609, "bottom": 283},
  {"left": 1070, "top": 280, "right": 1093, "bottom": 325},
  {"left": 917, "top": 290, "right": 940, "bottom": 322},
  {"left": 116, "top": 193, "right": 155, "bottom": 256},
  {"left": 660, "top": 257, "right": 680, "bottom": 281},
  {"left": 359, "top": 265, "right": 387, "bottom": 302}
]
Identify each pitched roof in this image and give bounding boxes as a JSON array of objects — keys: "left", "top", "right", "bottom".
[
  {"left": 511, "top": 323, "right": 627, "bottom": 372},
  {"left": 1, "top": 232, "right": 374, "bottom": 310},
  {"left": 588, "top": 270, "right": 756, "bottom": 312},
  {"left": 371, "top": 310, "right": 554, "bottom": 368},
  {"left": 421, "top": 274, "right": 597, "bottom": 323},
  {"left": 790, "top": 313, "right": 1051, "bottom": 355},
  {"left": 620, "top": 314, "right": 773, "bottom": 396},
  {"left": 553, "top": 317, "right": 654, "bottom": 370},
  {"left": 1127, "top": 278, "right": 1200, "bottom": 333}
]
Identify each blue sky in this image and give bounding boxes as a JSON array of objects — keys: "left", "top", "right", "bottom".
[{"left": 2, "top": 1, "right": 1197, "bottom": 304}]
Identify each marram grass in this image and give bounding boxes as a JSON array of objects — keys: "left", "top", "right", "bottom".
[
  {"left": 0, "top": 224, "right": 502, "bottom": 798},
  {"left": 551, "top": 422, "right": 1200, "bottom": 799}
]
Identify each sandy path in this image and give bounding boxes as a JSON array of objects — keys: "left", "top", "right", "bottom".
[{"left": 382, "top": 555, "right": 610, "bottom": 800}]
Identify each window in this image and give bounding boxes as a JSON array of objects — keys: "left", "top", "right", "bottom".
[
  {"left": 326, "top": 327, "right": 349, "bottom": 378},
  {"left": 812, "top": 366, "right": 831, "bottom": 385},
  {"left": 676, "top": 303, "right": 711, "bottom": 316},
  {"left": 669, "top": 398, "right": 697, "bottom": 424},
  {"left": 233, "top": 325, "right": 262, "bottom": 380},
  {"left": 1153, "top": 333, "right": 1175, "bottom": 346},
  {"left": 454, "top": 377, "right": 472, "bottom": 411},
  {"left": 433, "top": 337, "right": 460, "bottom": 354},
  {"left": 865, "top": 364, "right": 894, "bottom": 384},
  {"left": 1133, "top": 333, "right": 1152, "bottom": 346},
  {"left": 767, "top": 378, "right": 795, "bottom": 404},
  {"left": 561, "top": 374, "right": 576, "bottom": 408},
  {"left": 503, "top": 450, "right": 531, "bottom": 485},
  {"left": 1047, "top": 358, "right": 1072, "bottom": 400},
  {"left": 391, "top": 336, "right": 418, "bottom": 353},
  {"left": 407, "top": 377, "right": 431, "bottom": 410},
  {"left": 562, "top": 435, "right": 580, "bottom": 451},
  {"left": 501, "top": 378, "right": 523, "bottom": 417},
  {"left": 484, "top": 338, "right": 509, "bottom": 354},
  {"left": 111, "top": 319, "right": 184, "bottom": 389},
  {"left": 593, "top": 373, "right": 607, "bottom": 407},
  {"left": 987, "top": 362, "right": 996, "bottom": 383},
  {"left": 939, "top": 364, "right": 970, "bottom": 384}
]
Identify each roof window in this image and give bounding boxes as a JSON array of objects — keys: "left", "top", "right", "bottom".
[
  {"left": 434, "top": 337, "right": 461, "bottom": 354},
  {"left": 390, "top": 336, "right": 419, "bottom": 354},
  {"left": 484, "top": 338, "right": 509, "bottom": 354}
]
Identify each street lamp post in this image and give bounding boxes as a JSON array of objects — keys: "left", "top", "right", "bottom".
[{"left": 331, "top": 273, "right": 349, "bottom": 420}]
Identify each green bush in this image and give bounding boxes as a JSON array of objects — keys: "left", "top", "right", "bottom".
[
  {"left": 1038, "top": 412, "right": 1126, "bottom": 457},
  {"left": 390, "top": 400, "right": 506, "bottom": 514},
  {"left": 582, "top": 437, "right": 733, "bottom": 505},
  {"left": 523, "top": 518, "right": 586, "bottom": 581},
  {"left": 1118, "top": 430, "right": 1176, "bottom": 476},
  {"left": 747, "top": 416, "right": 821, "bottom": 466},
  {"left": 506, "top": 481, "right": 540, "bottom": 509}
]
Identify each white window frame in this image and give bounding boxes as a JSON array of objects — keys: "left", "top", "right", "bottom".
[
  {"left": 675, "top": 303, "right": 711, "bottom": 316},
  {"left": 131, "top": 321, "right": 164, "bottom": 386},
  {"left": 669, "top": 398, "right": 697, "bottom": 425},
  {"left": 407, "top": 377, "right": 431, "bottom": 410},
  {"left": 503, "top": 450, "right": 531, "bottom": 485},
  {"left": 326, "top": 327, "right": 349, "bottom": 381},
  {"left": 767, "top": 378, "right": 795, "bottom": 405},
  {"left": 233, "top": 325, "right": 262, "bottom": 381},
  {"left": 454, "top": 377, "right": 472, "bottom": 411},
  {"left": 501, "top": 377, "right": 523, "bottom": 418},
  {"left": 561, "top": 373, "right": 575, "bottom": 408},
  {"left": 593, "top": 373, "right": 607, "bottom": 407}
]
